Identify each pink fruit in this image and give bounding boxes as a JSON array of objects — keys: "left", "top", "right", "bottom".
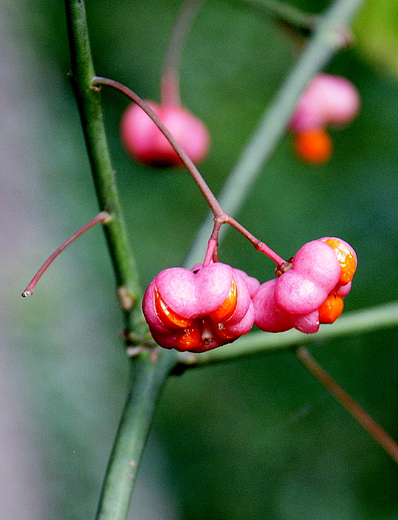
[
  {"left": 274, "top": 270, "right": 329, "bottom": 315},
  {"left": 121, "top": 101, "right": 210, "bottom": 167},
  {"left": 253, "top": 279, "right": 294, "bottom": 333},
  {"left": 292, "top": 240, "right": 341, "bottom": 290},
  {"left": 143, "top": 262, "right": 257, "bottom": 352},
  {"left": 253, "top": 279, "right": 320, "bottom": 334},
  {"left": 290, "top": 73, "right": 360, "bottom": 133},
  {"left": 253, "top": 237, "right": 357, "bottom": 335},
  {"left": 275, "top": 240, "right": 340, "bottom": 315}
]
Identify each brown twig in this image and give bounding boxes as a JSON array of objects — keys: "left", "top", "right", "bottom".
[{"left": 295, "top": 345, "right": 398, "bottom": 464}]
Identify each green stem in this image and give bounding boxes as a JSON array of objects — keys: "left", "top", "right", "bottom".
[
  {"left": 96, "top": 349, "right": 177, "bottom": 520},
  {"left": 184, "top": 0, "right": 364, "bottom": 266},
  {"left": 64, "top": 4, "right": 179, "bottom": 519},
  {"left": 64, "top": 0, "right": 142, "bottom": 330},
  {"left": 176, "top": 301, "right": 398, "bottom": 368}
]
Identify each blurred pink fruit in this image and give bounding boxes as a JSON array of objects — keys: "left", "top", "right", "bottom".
[{"left": 121, "top": 101, "right": 210, "bottom": 167}]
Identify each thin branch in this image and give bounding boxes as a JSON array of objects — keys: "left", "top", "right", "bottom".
[
  {"left": 184, "top": 0, "right": 365, "bottom": 267},
  {"left": 295, "top": 346, "right": 398, "bottom": 464},
  {"left": 161, "top": 0, "right": 206, "bottom": 106},
  {"left": 21, "top": 212, "right": 111, "bottom": 297},
  {"left": 229, "top": 0, "right": 318, "bottom": 33},
  {"left": 92, "top": 76, "right": 224, "bottom": 219},
  {"left": 94, "top": 76, "right": 285, "bottom": 265}
]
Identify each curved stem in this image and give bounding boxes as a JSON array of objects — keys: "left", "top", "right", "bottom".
[
  {"left": 184, "top": 0, "right": 365, "bottom": 267},
  {"left": 295, "top": 346, "right": 398, "bottom": 464},
  {"left": 96, "top": 349, "right": 177, "bottom": 520},
  {"left": 94, "top": 77, "right": 284, "bottom": 265},
  {"left": 64, "top": 0, "right": 142, "bottom": 331},
  {"left": 176, "top": 300, "right": 398, "bottom": 368},
  {"left": 161, "top": 0, "right": 205, "bottom": 106},
  {"left": 21, "top": 212, "right": 111, "bottom": 297},
  {"left": 92, "top": 77, "right": 223, "bottom": 219}
]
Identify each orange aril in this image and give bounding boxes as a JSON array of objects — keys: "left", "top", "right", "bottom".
[
  {"left": 154, "top": 287, "right": 192, "bottom": 329},
  {"left": 294, "top": 128, "right": 332, "bottom": 165},
  {"left": 324, "top": 238, "right": 357, "bottom": 285},
  {"left": 318, "top": 293, "right": 344, "bottom": 324},
  {"left": 209, "top": 278, "right": 238, "bottom": 323},
  {"left": 174, "top": 321, "right": 202, "bottom": 351}
]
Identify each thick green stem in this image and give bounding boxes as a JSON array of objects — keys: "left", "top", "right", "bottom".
[
  {"left": 64, "top": 3, "right": 179, "bottom": 519},
  {"left": 96, "top": 349, "right": 177, "bottom": 520},
  {"left": 184, "top": 0, "right": 364, "bottom": 266},
  {"left": 64, "top": 0, "right": 142, "bottom": 330}
]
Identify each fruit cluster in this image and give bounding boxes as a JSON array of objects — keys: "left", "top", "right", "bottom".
[
  {"left": 290, "top": 73, "right": 360, "bottom": 164},
  {"left": 143, "top": 237, "right": 357, "bottom": 352}
]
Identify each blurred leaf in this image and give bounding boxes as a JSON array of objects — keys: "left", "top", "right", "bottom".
[{"left": 354, "top": 0, "right": 398, "bottom": 77}]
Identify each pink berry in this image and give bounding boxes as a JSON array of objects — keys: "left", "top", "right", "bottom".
[
  {"left": 253, "top": 279, "right": 320, "bottom": 334},
  {"left": 290, "top": 310, "right": 320, "bottom": 334},
  {"left": 142, "top": 262, "right": 257, "bottom": 352},
  {"left": 120, "top": 101, "right": 210, "bottom": 167},
  {"left": 275, "top": 240, "right": 340, "bottom": 315},
  {"left": 314, "top": 75, "right": 361, "bottom": 127},
  {"left": 253, "top": 279, "right": 294, "bottom": 333},
  {"left": 274, "top": 270, "right": 328, "bottom": 315},
  {"left": 292, "top": 240, "right": 341, "bottom": 290},
  {"left": 290, "top": 73, "right": 360, "bottom": 133},
  {"left": 233, "top": 268, "right": 261, "bottom": 297},
  {"left": 253, "top": 237, "right": 357, "bottom": 334}
]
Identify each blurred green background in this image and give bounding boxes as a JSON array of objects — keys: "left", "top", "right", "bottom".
[{"left": 2, "top": 0, "right": 398, "bottom": 518}]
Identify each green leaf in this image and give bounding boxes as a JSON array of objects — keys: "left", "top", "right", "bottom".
[{"left": 354, "top": 0, "right": 398, "bottom": 76}]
